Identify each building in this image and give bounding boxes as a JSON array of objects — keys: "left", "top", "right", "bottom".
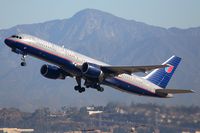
[{"left": 0, "top": 128, "right": 34, "bottom": 133}]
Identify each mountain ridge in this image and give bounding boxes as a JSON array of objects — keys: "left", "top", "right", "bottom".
[{"left": 0, "top": 9, "right": 199, "bottom": 111}]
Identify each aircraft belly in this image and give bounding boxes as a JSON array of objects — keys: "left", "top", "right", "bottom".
[{"left": 104, "top": 77, "right": 158, "bottom": 97}]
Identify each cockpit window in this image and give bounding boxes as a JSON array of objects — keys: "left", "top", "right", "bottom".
[
  {"left": 11, "top": 35, "right": 17, "bottom": 38},
  {"left": 11, "top": 35, "right": 22, "bottom": 39}
]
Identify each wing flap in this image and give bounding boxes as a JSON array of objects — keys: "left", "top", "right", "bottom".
[
  {"left": 101, "top": 65, "right": 167, "bottom": 75},
  {"left": 156, "top": 89, "right": 194, "bottom": 94}
]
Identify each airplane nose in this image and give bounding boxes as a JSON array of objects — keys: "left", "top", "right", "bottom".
[
  {"left": 4, "top": 38, "right": 14, "bottom": 47},
  {"left": 4, "top": 38, "right": 10, "bottom": 45}
]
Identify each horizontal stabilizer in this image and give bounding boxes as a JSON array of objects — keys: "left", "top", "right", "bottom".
[{"left": 156, "top": 89, "right": 194, "bottom": 94}]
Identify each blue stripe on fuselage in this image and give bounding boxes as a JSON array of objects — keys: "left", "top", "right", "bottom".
[
  {"left": 103, "top": 78, "right": 159, "bottom": 97},
  {"left": 6, "top": 38, "right": 81, "bottom": 76},
  {"left": 7, "top": 38, "right": 162, "bottom": 97}
]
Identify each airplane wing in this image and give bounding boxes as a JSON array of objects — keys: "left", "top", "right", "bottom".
[
  {"left": 101, "top": 64, "right": 167, "bottom": 76},
  {"left": 156, "top": 89, "right": 194, "bottom": 94}
]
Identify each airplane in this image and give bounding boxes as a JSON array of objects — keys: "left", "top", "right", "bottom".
[{"left": 4, "top": 34, "right": 193, "bottom": 98}]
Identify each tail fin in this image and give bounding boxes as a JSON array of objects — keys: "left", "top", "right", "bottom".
[{"left": 144, "top": 55, "right": 181, "bottom": 88}]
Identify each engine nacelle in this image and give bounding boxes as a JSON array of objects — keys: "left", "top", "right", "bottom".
[
  {"left": 82, "top": 62, "right": 104, "bottom": 82},
  {"left": 40, "top": 64, "right": 65, "bottom": 79}
]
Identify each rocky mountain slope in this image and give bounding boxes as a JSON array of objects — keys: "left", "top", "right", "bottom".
[{"left": 0, "top": 9, "right": 199, "bottom": 111}]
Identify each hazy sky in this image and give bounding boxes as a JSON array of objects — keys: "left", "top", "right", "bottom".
[{"left": 0, "top": 0, "right": 200, "bottom": 29}]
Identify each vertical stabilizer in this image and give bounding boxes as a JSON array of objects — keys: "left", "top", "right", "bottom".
[{"left": 144, "top": 56, "right": 181, "bottom": 88}]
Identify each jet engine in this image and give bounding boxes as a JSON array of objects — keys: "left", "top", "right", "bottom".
[
  {"left": 82, "top": 62, "right": 104, "bottom": 82},
  {"left": 40, "top": 64, "right": 66, "bottom": 79}
]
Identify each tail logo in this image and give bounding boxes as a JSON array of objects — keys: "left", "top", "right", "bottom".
[{"left": 165, "top": 64, "right": 174, "bottom": 73}]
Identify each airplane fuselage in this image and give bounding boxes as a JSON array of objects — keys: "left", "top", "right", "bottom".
[{"left": 4, "top": 34, "right": 172, "bottom": 98}]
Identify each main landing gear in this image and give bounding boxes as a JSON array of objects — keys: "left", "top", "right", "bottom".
[
  {"left": 85, "top": 82, "right": 104, "bottom": 92},
  {"left": 96, "top": 85, "right": 104, "bottom": 92},
  {"left": 74, "top": 78, "right": 104, "bottom": 93},
  {"left": 20, "top": 55, "right": 27, "bottom": 66},
  {"left": 74, "top": 77, "right": 85, "bottom": 93}
]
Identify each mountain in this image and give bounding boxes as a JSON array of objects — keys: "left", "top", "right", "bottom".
[{"left": 0, "top": 9, "right": 200, "bottom": 111}]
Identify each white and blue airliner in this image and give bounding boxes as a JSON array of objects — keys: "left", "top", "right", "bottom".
[{"left": 4, "top": 34, "right": 193, "bottom": 98}]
